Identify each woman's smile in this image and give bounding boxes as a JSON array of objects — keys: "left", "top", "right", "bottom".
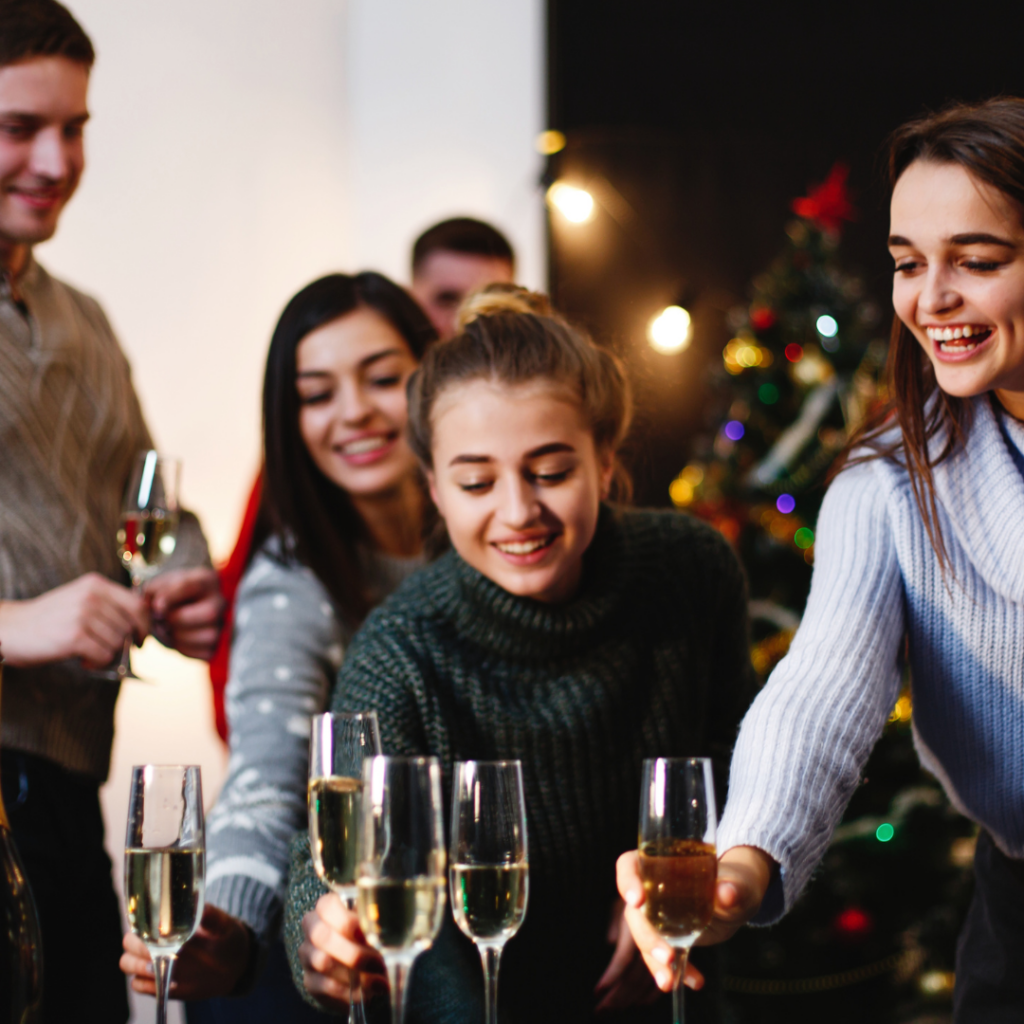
[{"left": 890, "top": 160, "right": 1024, "bottom": 417}]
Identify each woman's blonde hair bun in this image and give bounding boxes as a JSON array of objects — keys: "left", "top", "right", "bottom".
[{"left": 456, "top": 283, "right": 554, "bottom": 330}]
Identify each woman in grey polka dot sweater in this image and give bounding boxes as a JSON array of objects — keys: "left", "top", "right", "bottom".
[{"left": 120, "top": 273, "right": 436, "bottom": 1020}]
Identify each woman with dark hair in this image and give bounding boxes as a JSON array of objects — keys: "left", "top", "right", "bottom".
[
  {"left": 121, "top": 272, "right": 436, "bottom": 1021},
  {"left": 619, "top": 96, "right": 1024, "bottom": 1017}
]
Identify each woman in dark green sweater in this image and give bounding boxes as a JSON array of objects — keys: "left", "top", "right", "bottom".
[{"left": 286, "top": 288, "right": 757, "bottom": 1022}]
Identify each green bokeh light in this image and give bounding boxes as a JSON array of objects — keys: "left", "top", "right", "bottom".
[
  {"left": 758, "top": 382, "right": 779, "bottom": 405},
  {"left": 876, "top": 823, "right": 895, "bottom": 843},
  {"left": 794, "top": 527, "right": 815, "bottom": 549}
]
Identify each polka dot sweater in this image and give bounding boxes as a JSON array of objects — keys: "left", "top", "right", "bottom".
[
  {"left": 719, "top": 394, "right": 1024, "bottom": 922},
  {"left": 284, "top": 505, "right": 757, "bottom": 1022},
  {"left": 204, "top": 543, "right": 421, "bottom": 949}
]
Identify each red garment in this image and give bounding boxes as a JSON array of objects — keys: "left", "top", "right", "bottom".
[{"left": 209, "top": 471, "right": 263, "bottom": 743}]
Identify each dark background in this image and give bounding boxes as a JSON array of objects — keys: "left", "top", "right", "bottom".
[{"left": 546, "top": 2, "right": 1024, "bottom": 505}]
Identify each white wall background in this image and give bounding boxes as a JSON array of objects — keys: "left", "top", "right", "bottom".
[{"left": 36, "top": 3, "right": 544, "bottom": 1020}]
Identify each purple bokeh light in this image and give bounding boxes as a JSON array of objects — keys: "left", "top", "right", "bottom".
[
  {"left": 776, "top": 493, "right": 796, "bottom": 514},
  {"left": 724, "top": 420, "right": 745, "bottom": 441}
]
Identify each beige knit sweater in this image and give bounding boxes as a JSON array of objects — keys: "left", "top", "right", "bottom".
[{"left": 0, "top": 255, "right": 209, "bottom": 779}]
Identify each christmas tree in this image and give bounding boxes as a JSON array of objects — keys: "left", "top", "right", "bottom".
[{"left": 672, "top": 166, "right": 974, "bottom": 1022}]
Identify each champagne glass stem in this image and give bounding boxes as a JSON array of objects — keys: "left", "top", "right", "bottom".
[
  {"left": 479, "top": 943, "right": 503, "bottom": 1024},
  {"left": 385, "top": 958, "right": 411, "bottom": 1024},
  {"left": 114, "top": 578, "right": 142, "bottom": 679},
  {"left": 153, "top": 954, "right": 174, "bottom": 1024},
  {"left": 343, "top": 894, "right": 367, "bottom": 1024},
  {"left": 671, "top": 949, "right": 689, "bottom": 1024}
]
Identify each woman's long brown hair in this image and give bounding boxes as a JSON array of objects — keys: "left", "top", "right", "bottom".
[{"left": 839, "top": 97, "right": 1024, "bottom": 568}]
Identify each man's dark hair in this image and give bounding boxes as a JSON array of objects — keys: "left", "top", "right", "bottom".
[
  {"left": 411, "top": 217, "right": 515, "bottom": 275},
  {"left": 0, "top": 0, "right": 95, "bottom": 70}
]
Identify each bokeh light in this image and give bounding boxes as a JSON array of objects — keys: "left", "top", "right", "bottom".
[
  {"left": 776, "top": 493, "right": 796, "bottom": 514},
  {"left": 758, "top": 382, "right": 779, "bottom": 405},
  {"left": 547, "top": 181, "right": 595, "bottom": 223},
  {"left": 535, "top": 130, "right": 567, "bottom": 155},
  {"left": 724, "top": 420, "right": 745, "bottom": 441},
  {"left": 669, "top": 477, "right": 694, "bottom": 506},
  {"left": 816, "top": 314, "right": 839, "bottom": 337},
  {"left": 793, "top": 527, "right": 814, "bottom": 549},
  {"left": 784, "top": 343, "right": 804, "bottom": 363},
  {"left": 723, "top": 336, "right": 772, "bottom": 374},
  {"left": 876, "top": 823, "right": 895, "bottom": 842},
  {"left": 648, "top": 305, "right": 692, "bottom": 353}
]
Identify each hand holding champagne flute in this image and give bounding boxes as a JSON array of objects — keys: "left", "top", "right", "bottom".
[
  {"left": 124, "top": 765, "right": 205, "bottom": 1024},
  {"left": 449, "top": 760, "right": 529, "bottom": 1024},
  {"left": 356, "top": 756, "right": 446, "bottom": 1024},
  {"left": 308, "top": 712, "right": 381, "bottom": 1024},
  {"left": 106, "top": 450, "right": 181, "bottom": 680},
  {"left": 637, "top": 758, "right": 717, "bottom": 1024}
]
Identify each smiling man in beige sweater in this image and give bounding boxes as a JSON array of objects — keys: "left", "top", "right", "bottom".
[{"left": 0, "top": 3, "right": 224, "bottom": 1021}]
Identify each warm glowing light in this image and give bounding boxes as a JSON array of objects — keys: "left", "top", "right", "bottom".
[
  {"left": 547, "top": 181, "right": 595, "bottom": 223},
  {"left": 723, "top": 336, "right": 771, "bottom": 374},
  {"left": 816, "top": 314, "right": 839, "bottom": 337},
  {"left": 776, "top": 494, "right": 796, "bottom": 514},
  {"left": 889, "top": 694, "right": 912, "bottom": 723},
  {"left": 535, "top": 130, "right": 567, "bottom": 155},
  {"left": 682, "top": 464, "right": 704, "bottom": 486},
  {"left": 669, "top": 478, "right": 694, "bottom": 506},
  {"left": 784, "top": 343, "right": 804, "bottom": 363},
  {"left": 647, "top": 306, "right": 692, "bottom": 353}
]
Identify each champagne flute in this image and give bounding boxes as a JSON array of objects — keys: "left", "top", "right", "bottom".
[
  {"left": 637, "top": 757, "right": 717, "bottom": 1024},
  {"left": 308, "top": 712, "right": 381, "bottom": 1024},
  {"left": 356, "top": 756, "right": 446, "bottom": 1024},
  {"left": 105, "top": 450, "right": 181, "bottom": 680},
  {"left": 124, "top": 765, "right": 205, "bottom": 1024},
  {"left": 449, "top": 761, "right": 529, "bottom": 1024}
]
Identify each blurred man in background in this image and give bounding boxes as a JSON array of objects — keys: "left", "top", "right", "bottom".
[
  {"left": 0, "top": 3, "right": 223, "bottom": 1020},
  {"left": 409, "top": 216, "right": 515, "bottom": 339}
]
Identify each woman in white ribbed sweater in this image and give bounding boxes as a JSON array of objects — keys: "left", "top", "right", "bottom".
[{"left": 619, "top": 97, "right": 1024, "bottom": 1017}]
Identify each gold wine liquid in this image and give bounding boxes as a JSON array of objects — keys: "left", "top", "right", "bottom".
[
  {"left": 308, "top": 776, "right": 361, "bottom": 891},
  {"left": 356, "top": 876, "right": 446, "bottom": 954},
  {"left": 638, "top": 838, "right": 716, "bottom": 947},
  {"left": 124, "top": 847, "right": 204, "bottom": 953},
  {"left": 450, "top": 863, "right": 528, "bottom": 942},
  {"left": 118, "top": 511, "right": 179, "bottom": 582}
]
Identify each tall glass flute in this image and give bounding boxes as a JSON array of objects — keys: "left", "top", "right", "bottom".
[
  {"left": 308, "top": 712, "right": 381, "bottom": 1024},
  {"left": 124, "top": 765, "right": 205, "bottom": 1024},
  {"left": 107, "top": 450, "right": 181, "bottom": 680},
  {"left": 356, "top": 756, "right": 446, "bottom": 1024},
  {"left": 449, "top": 761, "right": 529, "bottom": 1024},
  {"left": 637, "top": 757, "right": 717, "bottom": 1024}
]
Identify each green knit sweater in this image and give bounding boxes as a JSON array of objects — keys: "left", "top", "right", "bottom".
[{"left": 285, "top": 506, "right": 757, "bottom": 1023}]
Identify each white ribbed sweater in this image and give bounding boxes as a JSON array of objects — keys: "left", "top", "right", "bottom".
[{"left": 718, "top": 393, "right": 1024, "bottom": 921}]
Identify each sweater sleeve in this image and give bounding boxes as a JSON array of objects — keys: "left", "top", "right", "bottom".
[
  {"left": 716, "top": 462, "right": 905, "bottom": 921},
  {"left": 204, "top": 553, "right": 344, "bottom": 947}
]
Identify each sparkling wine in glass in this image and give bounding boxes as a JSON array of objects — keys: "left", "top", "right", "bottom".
[
  {"left": 356, "top": 756, "right": 446, "bottom": 1024},
  {"left": 637, "top": 757, "right": 717, "bottom": 1024},
  {"left": 124, "top": 765, "right": 205, "bottom": 1024},
  {"left": 107, "top": 451, "right": 181, "bottom": 680},
  {"left": 308, "top": 712, "right": 381, "bottom": 1024},
  {"left": 449, "top": 760, "right": 529, "bottom": 1024}
]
